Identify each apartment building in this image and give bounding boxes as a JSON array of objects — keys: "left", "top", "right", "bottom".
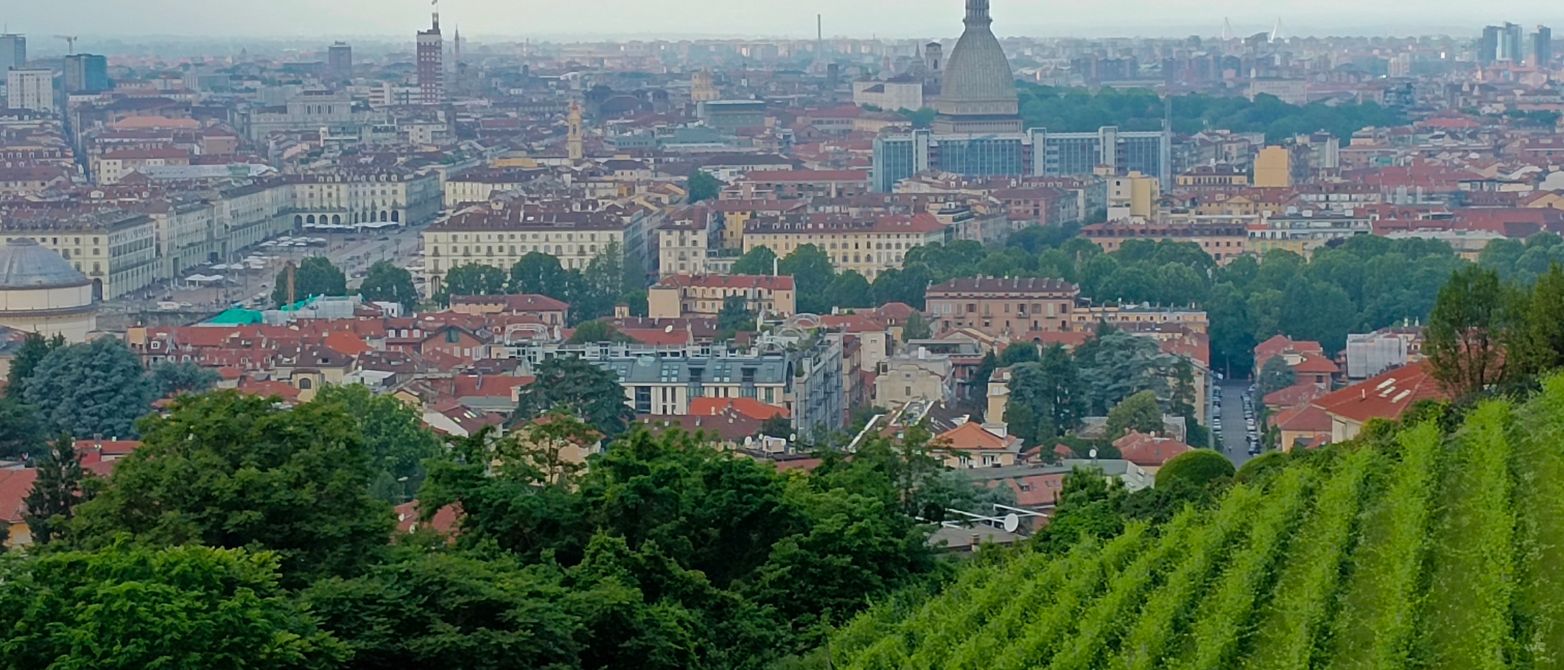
[
  {"left": 443, "top": 167, "right": 550, "bottom": 208},
  {"left": 0, "top": 210, "right": 157, "bottom": 299},
  {"left": 647, "top": 274, "right": 796, "bottom": 319},
  {"left": 1080, "top": 221, "right": 1250, "bottom": 264},
  {"left": 283, "top": 168, "right": 442, "bottom": 230},
  {"left": 422, "top": 207, "right": 651, "bottom": 293},
  {"left": 925, "top": 277, "right": 1081, "bottom": 338},
  {"left": 742, "top": 212, "right": 948, "bottom": 280}
]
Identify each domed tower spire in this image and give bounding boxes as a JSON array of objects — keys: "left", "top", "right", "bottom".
[{"left": 965, "top": 0, "right": 991, "bottom": 26}]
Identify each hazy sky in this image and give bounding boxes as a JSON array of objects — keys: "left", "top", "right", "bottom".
[{"left": 8, "top": 0, "right": 1564, "bottom": 39}]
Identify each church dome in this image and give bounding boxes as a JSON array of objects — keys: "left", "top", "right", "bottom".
[
  {"left": 0, "top": 238, "right": 91, "bottom": 290},
  {"left": 935, "top": 0, "right": 1019, "bottom": 120}
]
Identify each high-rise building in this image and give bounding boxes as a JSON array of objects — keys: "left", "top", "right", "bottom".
[
  {"left": 1479, "top": 25, "right": 1501, "bottom": 66},
  {"left": 63, "top": 54, "right": 109, "bottom": 93},
  {"left": 1481, "top": 22, "right": 1526, "bottom": 64},
  {"left": 7, "top": 68, "right": 55, "bottom": 112},
  {"left": 416, "top": 7, "right": 444, "bottom": 105},
  {"left": 1535, "top": 25, "right": 1553, "bottom": 68},
  {"left": 327, "top": 42, "right": 352, "bottom": 82},
  {"left": 0, "top": 34, "right": 24, "bottom": 72}
]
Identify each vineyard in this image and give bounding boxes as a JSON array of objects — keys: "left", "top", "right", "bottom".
[{"left": 824, "top": 376, "right": 1564, "bottom": 670}]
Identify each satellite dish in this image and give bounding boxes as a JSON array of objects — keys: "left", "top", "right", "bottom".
[
  {"left": 664, "top": 325, "right": 674, "bottom": 333},
  {"left": 1089, "top": 448, "right": 1099, "bottom": 459},
  {"left": 1003, "top": 513, "right": 1020, "bottom": 534}
]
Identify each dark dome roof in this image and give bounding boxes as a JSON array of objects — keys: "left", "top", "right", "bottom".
[
  {"left": 0, "top": 238, "right": 92, "bottom": 290},
  {"left": 936, "top": 0, "right": 1019, "bottom": 118}
]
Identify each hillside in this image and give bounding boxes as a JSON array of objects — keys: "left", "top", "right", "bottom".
[{"left": 822, "top": 377, "right": 1564, "bottom": 670}]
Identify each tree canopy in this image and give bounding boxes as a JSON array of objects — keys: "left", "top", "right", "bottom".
[
  {"left": 0, "top": 544, "right": 345, "bottom": 670},
  {"left": 22, "top": 338, "right": 155, "bottom": 439},
  {"left": 688, "top": 170, "right": 721, "bottom": 203},
  {"left": 358, "top": 260, "right": 420, "bottom": 310},
  {"left": 68, "top": 392, "right": 392, "bottom": 584},
  {"left": 512, "top": 356, "right": 636, "bottom": 439},
  {"left": 274, "top": 256, "right": 348, "bottom": 307}
]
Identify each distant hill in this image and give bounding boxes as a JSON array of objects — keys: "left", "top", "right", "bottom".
[{"left": 816, "top": 376, "right": 1564, "bottom": 670}]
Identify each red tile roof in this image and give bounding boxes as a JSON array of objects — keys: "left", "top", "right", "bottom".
[
  {"left": 1264, "top": 383, "right": 1329, "bottom": 411},
  {"left": 323, "top": 331, "right": 372, "bottom": 357},
  {"left": 688, "top": 397, "right": 789, "bottom": 420},
  {"left": 1114, "top": 431, "right": 1194, "bottom": 467},
  {"left": 0, "top": 468, "right": 38, "bottom": 524},
  {"left": 1273, "top": 403, "right": 1332, "bottom": 433},
  {"left": 937, "top": 421, "right": 1021, "bottom": 452},
  {"left": 1293, "top": 352, "right": 1341, "bottom": 375},
  {"left": 1313, "top": 360, "right": 1447, "bottom": 425}
]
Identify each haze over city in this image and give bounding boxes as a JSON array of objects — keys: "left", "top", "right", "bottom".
[
  {"left": 7, "top": 0, "right": 1564, "bottom": 39},
  {"left": 5, "top": 0, "right": 1564, "bottom": 668}
]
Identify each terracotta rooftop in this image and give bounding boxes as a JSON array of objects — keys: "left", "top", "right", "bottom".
[{"left": 1313, "top": 360, "right": 1447, "bottom": 425}]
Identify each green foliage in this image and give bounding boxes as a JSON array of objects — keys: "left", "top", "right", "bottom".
[
  {"left": 1155, "top": 450, "right": 1236, "bottom": 489},
  {"left": 568, "top": 320, "right": 634, "bottom": 344},
  {"left": 22, "top": 337, "right": 155, "bottom": 439},
  {"left": 5, "top": 332, "right": 63, "bottom": 396},
  {"left": 273, "top": 256, "right": 347, "bottom": 307},
  {"left": 901, "top": 311, "right": 932, "bottom": 341},
  {"left": 68, "top": 392, "right": 392, "bottom": 584},
  {"left": 512, "top": 356, "right": 636, "bottom": 438},
  {"left": 148, "top": 360, "right": 220, "bottom": 398},
  {"left": 359, "top": 260, "right": 420, "bottom": 310},
  {"left": 303, "top": 550, "right": 594, "bottom": 670},
  {"left": 731, "top": 246, "right": 778, "bottom": 276},
  {"left": 1426, "top": 265, "right": 1516, "bottom": 398},
  {"left": 717, "top": 295, "right": 755, "bottom": 339},
  {"left": 0, "top": 396, "right": 46, "bottom": 460},
  {"left": 1017, "top": 84, "right": 1406, "bottom": 142},
  {"left": 1106, "top": 390, "right": 1165, "bottom": 439},
  {"left": 817, "top": 375, "right": 1564, "bottom": 669},
  {"left": 1258, "top": 355, "right": 1297, "bottom": 395},
  {"left": 779, "top": 245, "right": 836, "bottom": 314},
  {"left": 825, "top": 270, "right": 873, "bottom": 310},
  {"left": 0, "top": 543, "right": 345, "bottom": 669},
  {"left": 1413, "top": 401, "right": 1514, "bottom": 670},
  {"left": 688, "top": 169, "right": 721, "bottom": 203},
  {"left": 310, "top": 384, "right": 443, "bottom": 503},
  {"left": 23, "top": 437, "right": 90, "bottom": 546},
  {"left": 439, "top": 262, "right": 509, "bottom": 303},
  {"left": 1004, "top": 346, "right": 1085, "bottom": 446},
  {"left": 896, "top": 107, "right": 936, "bottom": 129}
]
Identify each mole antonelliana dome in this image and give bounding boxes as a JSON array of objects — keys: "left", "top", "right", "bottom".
[
  {"left": 934, "top": 0, "right": 1021, "bottom": 133},
  {"left": 0, "top": 238, "right": 98, "bottom": 342}
]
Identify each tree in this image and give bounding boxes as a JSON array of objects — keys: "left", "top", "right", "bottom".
[
  {"left": 902, "top": 311, "right": 932, "bottom": 341},
  {"left": 303, "top": 551, "right": 590, "bottom": 670},
  {"left": 1106, "top": 390, "right": 1164, "bottom": 439},
  {"left": 273, "top": 256, "right": 347, "bottom": 307},
  {"left": 1004, "top": 346, "right": 1084, "bottom": 446},
  {"left": 1510, "top": 263, "right": 1564, "bottom": 377},
  {"left": 5, "top": 332, "right": 63, "bottom": 396},
  {"left": 568, "top": 320, "right": 634, "bottom": 344},
  {"left": 439, "top": 263, "right": 508, "bottom": 303},
  {"left": 730, "top": 246, "right": 778, "bottom": 276},
  {"left": 717, "top": 295, "right": 755, "bottom": 340},
  {"left": 0, "top": 396, "right": 46, "bottom": 460},
  {"left": 0, "top": 544, "right": 345, "bottom": 669},
  {"left": 779, "top": 245, "right": 837, "bottom": 315},
  {"left": 1075, "top": 330, "right": 1177, "bottom": 415},
  {"left": 23, "top": 436, "right": 90, "bottom": 545},
  {"left": 22, "top": 338, "right": 155, "bottom": 439},
  {"left": 512, "top": 356, "right": 636, "bottom": 439},
  {"left": 1258, "top": 355, "right": 1297, "bottom": 395},
  {"left": 688, "top": 169, "right": 721, "bottom": 203},
  {"left": 824, "top": 270, "right": 873, "bottom": 310},
  {"left": 311, "top": 384, "right": 443, "bottom": 503},
  {"left": 1425, "top": 265, "right": 1512, "bottom": 398},
  {"left": 999, "top": 342, "right": 1041, "bottom": 366},
  {"left": 760, "top": 414, "right": 792, "bottom": 439},
  {"left": 68, "top": 392, "right": 392, "bottom": 584},
  {"left": 509, "top": 252, "right": 575, "bottom": 299},
  {"left": 1155, "top": 450, "right": 1236, "bottom": 489},
  {"left": 148, "top": 360, "right": 220, "bottom": 398},
  {"left": 359, "top": 260, "right": 420, "bottom": 310}
]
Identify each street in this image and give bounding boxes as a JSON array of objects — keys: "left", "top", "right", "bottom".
[
  {"left": 102, "top": 222, "right": 428, "bottom": 316},
  {"left": 1216, "top": 379, "right": 1260, "bottom": 469}
]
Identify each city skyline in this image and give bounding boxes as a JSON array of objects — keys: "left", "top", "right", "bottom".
[{"left": 6, "top": 0, "right": 1564, "bottom": 41}]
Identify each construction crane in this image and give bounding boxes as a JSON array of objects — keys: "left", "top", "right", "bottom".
[{"left": 54, "top": 35, "right": 78, "bottom": 54}]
